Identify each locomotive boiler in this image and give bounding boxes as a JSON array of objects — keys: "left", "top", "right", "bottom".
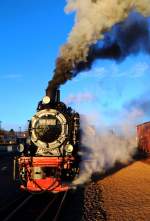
[{"left": 14, "top": 89, "right": 80, "bottom": 192}]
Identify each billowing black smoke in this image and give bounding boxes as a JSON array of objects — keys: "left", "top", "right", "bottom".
[
  {"left": 75, "top": 13, "right": 150, "bottom": 74},
  {"left": 46, "top": 12, "right": 150, "bottom": 95}
]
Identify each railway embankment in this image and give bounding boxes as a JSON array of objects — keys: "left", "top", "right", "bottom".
[{"left": 99, "top": 158, "right": 150, "bottom": 221}]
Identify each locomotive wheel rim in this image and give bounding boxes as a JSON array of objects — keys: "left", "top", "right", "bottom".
[{"left": 31, "top": 109, "right": 68, "bottom": 150}]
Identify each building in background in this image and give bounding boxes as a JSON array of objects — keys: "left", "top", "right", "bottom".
[{"left": 0, "top": 129, "right": 28, "bottom": 145}]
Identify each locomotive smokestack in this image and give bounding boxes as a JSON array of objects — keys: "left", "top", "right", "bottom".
[
  {"left": 45, "top": 86, "right": 60, "bottom": 103},
  {"left": 56, "top": 90, "right": 60, "bottom": 103}
]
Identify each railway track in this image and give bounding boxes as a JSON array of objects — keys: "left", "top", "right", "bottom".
[
  {"left": 0, "top": 155, "right": 13, "bottom": 170},
  {"left": 35, "top": 191, "right": 68, "bottom": 221},
  {"left": 0, "top": 157, "right": 9, "bottom": 166},
  {"left": 0, "top": 159, "right": 7, "bottom": 165},
  {"left": 0, "top": 193, "right": 31, "bottom": 221},
  {"left": 0, "top": 155, "right": 68, "bottom": 220},
  {"left": 0, "top": 160, "right": 9, "bottom": 172},
  {"left": 0, "top": 191, "right": 68, "bottom": 221}
]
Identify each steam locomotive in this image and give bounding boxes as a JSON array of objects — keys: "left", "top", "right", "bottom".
[{"left": 14, "top": 90, "right": 80, "bottom": 192}]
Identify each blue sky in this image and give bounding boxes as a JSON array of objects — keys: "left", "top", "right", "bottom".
[{"left": 0, "top": 0, "right": 150, "bottom": 130}]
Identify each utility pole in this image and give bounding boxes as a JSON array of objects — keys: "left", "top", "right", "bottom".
[
  {"left": 19, "top": 126, "right": 21, "bottom": 137},
  {"left": 0, "top": 121, "right": 2, "bottom": 130}
]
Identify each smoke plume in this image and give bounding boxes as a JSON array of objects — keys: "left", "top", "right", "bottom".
[
  {"left": 65, "top": 92, "right": 95, "bottom": 105},
  {"left": 76, "top": 13, "right": 150, "bottom": 72},
  {"left": 124, "top": 91, "right": 150, "bottom": 116},
  {"left": 46, "top": 0, "right": 150, "bottom": 95},
  {"left": 73, "top": 109, "right": 142, "bottom": 185}
]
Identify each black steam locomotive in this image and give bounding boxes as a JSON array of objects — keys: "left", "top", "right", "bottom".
[{"left": 14, "top": 90, "right": 80, "bottom": 192}]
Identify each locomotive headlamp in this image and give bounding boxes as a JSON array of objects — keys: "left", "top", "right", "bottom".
[
  {"left": 65, "top": 144, "right": 73, "bottom": 153},
  {"left": 17, "top": 144, "right": 24, "bottom": 153},
  {"left": 42, "top": 96, "right": 50, "bottom": 104}
]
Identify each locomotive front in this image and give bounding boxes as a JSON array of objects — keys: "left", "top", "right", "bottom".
[{"left": 14, "top": 89, "right": 80, "bottom": 192}]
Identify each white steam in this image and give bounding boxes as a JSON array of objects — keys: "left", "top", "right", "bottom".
[
  {"left": 73, "top": 109, "right": 143, "bottom": 185},
  {"left": 58, "top": 0, "right": 150, "bottom": 185},
  {"left": 65, "top": 92, "right": 95, "bottom": 105},
  {"left": 62, "top": 0, "right": 150, "bottom": 62}
]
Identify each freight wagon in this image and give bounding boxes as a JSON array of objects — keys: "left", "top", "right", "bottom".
[{"left": 137, "top": 122, "right": 150, "bottom": 154}]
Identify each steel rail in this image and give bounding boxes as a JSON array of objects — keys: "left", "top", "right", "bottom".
[
  {"left": 0, "top": 193, "right": 27, "bottom": 213},
  {"left": 0, "top": 159, "right": 9, "bottom": 168},
  {"left": 53, "top": 191, "right": 68, "bottom": 221},
  {"left": 35, "top": 195, "right": 59, "bottom": 221},
  {"left": 0, "top": 164, "right": 8, "bottom": 171},
  {"left": 3, "top": 194, "right": 33, "bottom": 221},
  {"left": 0, "top": 159, "right": 7, "bottom": 164}
]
